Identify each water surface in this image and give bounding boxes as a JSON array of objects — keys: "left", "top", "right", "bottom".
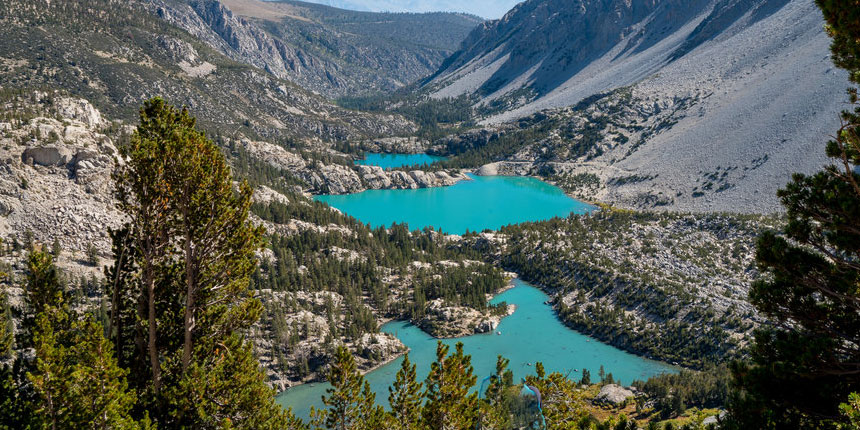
[
  {"left": 277, "top": 280, "right": 676, "bottom": 419},
  {"left": 355, "top": 153, "right": 445, "bottom": 169},
  {"left": 316, "top": 174, "right": 592, "bottom": 234}
]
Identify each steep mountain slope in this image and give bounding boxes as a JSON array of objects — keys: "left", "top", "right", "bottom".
[
  {"left": 424, "top": 0, "right": 848, "bottom": 213},
  {"left": 153, "top": 0, "right": 482, "bottom": 97},
  {"left": 0, "top": 0, "right": 414, "bottom": 145}
]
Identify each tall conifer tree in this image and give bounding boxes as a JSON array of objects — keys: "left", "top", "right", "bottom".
[
  {"left": 319, "top": 346, "right": 380, "bottom": 430},
  {"left": 423, "top": 342, "right": 478, "bottom": 430},
  {"left": 388, "top": 353, "right": 423, "bottom": 430},
  {"left": 729, "top": 1, "right": 860, "bottom": 428},
  {"left": 111, "top": 98, "right": 291, "bottom": 428}
]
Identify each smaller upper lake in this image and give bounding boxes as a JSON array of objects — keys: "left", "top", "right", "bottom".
[
  {"left": 355, "top": 153, "right": 445, "bottom": 169},
  {"left": 316, "top": 174, "right": 592, "bottom": 234}
]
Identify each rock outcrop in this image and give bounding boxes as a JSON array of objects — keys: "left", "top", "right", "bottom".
[
  {"left": 253, "top": 290, "right": 407, "bottom": 391},
  {"left": 356, "top": 165, "right": 468, "bottom": 190},
  {"left": 240, "top": 139, "right": 469, "bottom": 194},
  {"left": 0, "top": 95, "right": 124, "bottom": 268},
  {"left": 594, "top": 384, "right": 635, "bottom": 406},
  {"left": 361, "top": 136, "right": 429, "bottom": 154},
  {"left": 418, "top": 298, "right": 515, "bottom": 338}
]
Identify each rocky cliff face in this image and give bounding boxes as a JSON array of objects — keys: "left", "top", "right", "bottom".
[
  {"left": 152, "top": 0, "right": 481, "bottom": 98},
  {"left": 428, "top": 0, "right": 804, "bottom": 111}
]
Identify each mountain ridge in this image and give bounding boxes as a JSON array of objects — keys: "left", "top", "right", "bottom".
[{"left": 154, "top": 0, "right": 482, "bottom": 97}]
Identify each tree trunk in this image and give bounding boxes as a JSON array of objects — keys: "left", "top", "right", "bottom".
[
  {"left": 146, "top": 265, "right": 161, "bottom": 393},
  {"left": 181, "top": 215, "right": 194, "bottom": 373},
  {"left": 109, "top": 234, "right": 127, "bottom": 365}
]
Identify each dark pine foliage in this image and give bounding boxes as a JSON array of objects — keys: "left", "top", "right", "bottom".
[{"left": 727, "top": 1, "right": 860, "bottom": 428}]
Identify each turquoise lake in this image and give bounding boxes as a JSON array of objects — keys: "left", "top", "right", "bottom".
[
  {"left": 276, "top": 280, "right": 676, "bottom": 420},
  {"left": 315, "top": 174, "right": 593, "bottom": 234},
  {"left": 354, "top": 153, "right": 445, "bottom": 169}
]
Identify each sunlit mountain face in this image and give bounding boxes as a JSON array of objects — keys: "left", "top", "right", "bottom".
[{"left": 284, "top": 0, "right": 521, "bottom": 18}]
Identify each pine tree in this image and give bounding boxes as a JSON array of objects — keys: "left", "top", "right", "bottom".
[
  {"left": 0, "top": 252, "right": 62, "bottom": 430},
  {"left": 728, "top": 1, "right": 860, "bottom": 428},
  {"left": 319, "top": 346, "right": 378, "bottom": 430},
  {"left": 113, "top": 98, "right": 184, "bottom": 397},
  {"left": 111, "top": 98, "right": 291, "bottom": 428},
  {"left": 26, "top": 252, "right": 139, "bottom": 429},
  {"left": 525, "top": 371, "right": 588, "bottom": 430},
  {"left": 166, "top": 334, "right": 303, "bottom": 430},
  {"left": 25, "top": 251, "right": 65, "bottom": 319},
  {"left": 0, "top": 363, "right": 34, "bottom": 430},
  {"left": 28, "top": 306, "right": 73, "bottom": 429},
  {"left": 423, "top": 342, "right": 478, "bottom": 430},
  {"left": 65, "top": 317, "right": 140, "bottom": 430},
  {"left": 484, "top": 355, "right": 511, "bottom": 404},
  {"left": 388, "top": 354, "right": 423, "bottom": 430},
  {"left": 0, "top": 281, "right": 13, "bottom": 360},
  {"left": 580, "top": 369, "right": 591, "bottom": 386},
  {"left": 479, "top": 355, "right": 512, "bottom": 430},
  {"left": 841, "top": 393, "right": 860, "bottom": 430},
  {"left": 29, "top": 311, "right": 140, "bottom": 430},
  {"left": 535, "top": 362, "right": 545, "bottom": 380}
]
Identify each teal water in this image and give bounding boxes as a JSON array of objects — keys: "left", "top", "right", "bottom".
[
  {"left": 355, "top": 153, "right": 445, "bottom": 169},
  {"left": 276, "top": 280, "right": 676, "bottom": 420},
  {"left": 315, "top": 174, "right": 592, "bottom": 234}
]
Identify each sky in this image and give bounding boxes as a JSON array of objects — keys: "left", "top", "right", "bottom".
[{"left": 296, "top": 0, "right": 522, "bottom": 19}]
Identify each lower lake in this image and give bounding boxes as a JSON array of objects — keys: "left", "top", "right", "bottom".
[
  {"left": 315, "top": 174, "right": 593, "bottom": 234},
  {"left": 276, "top": 280, "right": 676, "bottom": 420},
  {"left": 354, "top": 153, "right": 445, "bottom": 169}
]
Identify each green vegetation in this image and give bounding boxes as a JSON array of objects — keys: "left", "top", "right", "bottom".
[
  {"left": 487, "top": 211, "right": 771, "bottom": 368},
  {"left": 307, "top": 345, "right": 714, "bottom": 430},
  {"left": 0, "top": 0, "right": 857, "bottom": 427},
  {"left": 633, "top": 365, "right": 731, "bottom": 420},
  {"left": 435, "top": 90, "right": 635, "bottom": 169},
  {"left": 249, "top": 190, "right": 507, "bottom": 377},
  {"left": 725, "top": 1, "right": 860, "bottom": 428},
  {"left": 0, "top": 98, "right": 304, "bottom": 428},
  {"left": 339, "top": 94, "right": 476, "bottom": 141}
]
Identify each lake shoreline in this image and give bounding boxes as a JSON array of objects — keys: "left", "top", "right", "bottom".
[
  {"left": 279, "top": 279, "right": 522, "bottom": 393},
  {"left": 511, "top": 274, "right": 687, "bottom": 371},
  {"left": 278, "top": 281, "right": 677, "bottom": 419}
]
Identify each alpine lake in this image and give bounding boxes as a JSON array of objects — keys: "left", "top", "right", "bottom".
[{"left": 277, "top": 153, "right": 676, "bottom": 419}]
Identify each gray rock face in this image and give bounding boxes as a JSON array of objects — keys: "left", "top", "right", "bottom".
[
  {"left": 594, "top": 384, "right": 635, "bottom": 406},
  {"left": 54, "top": 97, "right": 104, "bottom": 128},
  {"left": 361, "top": 137, "right": 428, "bottom": 154},
  {"left": 355, "top": 165, "right": 469, "bottom": 191},
  {"left": 1, "top": 96, "right": 124, "bottom": 267},
  {"left": 22, "top": 145, "right": 75, "bottom": 166},
  {"left": 430, "top": 0, "right": 807, "bottom": 112}
]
